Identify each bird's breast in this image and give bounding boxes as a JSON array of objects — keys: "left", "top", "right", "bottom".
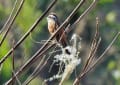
[{"left": 48, "top": 21, "right": 56, "bottom": 34}]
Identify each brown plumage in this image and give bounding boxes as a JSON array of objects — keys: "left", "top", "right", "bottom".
[{"left": 47, "top": 12, "right": 67, "bottom": 47}]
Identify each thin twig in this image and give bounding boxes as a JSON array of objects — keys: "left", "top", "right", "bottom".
[
  {"left": 74, "top": 0, "right": 99, "bottom": 24},
  {"left": 0, "top": 0, "right": 57, "bottom": 66},
  {"left": 5, "top": 0, "right": 86, "bottom": 84},
  {"left": 84, "top": 37, "right": 101, "bottom": 71},
  {"left": 0, "top": 0, "right": 18, "bottom": 34},
  {"left": 22, "top": 55, "right": 46, "bottom": 85},
  {"left": 73, "top": 32, "right": 120, "bottom": 85},
  {"left": 83, "top": 37, "right": 101, "bottom": 73},
  {"left": 30, "top": 33, "right": 57, "bottom": 44},
  {"left": 67, "top": 0, "right": 99, "bottom": 34},
  {"left": 0, "top": 0, "right": 25, "bottom": 46},
  {"left": 12, "top": 40, "right": 15, "bottom": 85},
  {"left": 23, "top": 45, "right": 58, "bottom": 85},
  {"left": 82, "top": 17, "right": 100, "bottom": 73},
  {"left": 11, "top": 71, "right": 21, "bottom": 85},
  {"left": 7, "top": 43, "right": 55, "bottom": 85}
]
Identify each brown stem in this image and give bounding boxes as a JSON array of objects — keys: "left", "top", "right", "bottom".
[
  {"left": 12, "top": 40, "right": 15, "bottom": 85},
  {"left": 5, "top": 0, "right": 86, "bottom": 84},
  {"left": 73, "top": 32, "right": 120, "bottom": 85},
  {"left": 0, "top": 0, "right": 25, "bottom": 46},
  {"left": 0, "top": 0, "right": 57, "bottom": 66},
  {"left": 82, "top": 17, "right": 100, "bottom": 73},
  {"left": 67, "top": 0, "right": 99, "bottom": 34}
]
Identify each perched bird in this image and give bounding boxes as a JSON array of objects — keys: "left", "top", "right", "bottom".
[{"left": 46, "top": 12, "right": 68, "bottom": 47}]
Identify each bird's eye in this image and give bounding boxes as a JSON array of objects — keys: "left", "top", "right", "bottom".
[{"left": 53, "top": 17, "right": 56, "bottom": 20}]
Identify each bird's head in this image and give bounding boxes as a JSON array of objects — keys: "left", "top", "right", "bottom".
[{"left": 47, "top": 12, "right": 58, "bottom": 23}]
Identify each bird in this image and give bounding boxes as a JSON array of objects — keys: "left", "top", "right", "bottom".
[{"left": 46, "top": 12, "right": 68, "bottom": 47}]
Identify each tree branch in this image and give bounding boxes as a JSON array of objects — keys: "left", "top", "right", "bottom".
[
  {"left": 0, "top": 0, "right": 25, "bottom": 46},
  {"left": 73, "top": 32, "right": 120, "bottom": 85},
  {"left": 5, "top": 0, "right": 86, "bottom": 84},
  {"left": 0, "top": 0, "right": 57, "bottom": 66}
]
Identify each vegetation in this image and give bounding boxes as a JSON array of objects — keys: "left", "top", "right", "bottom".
[{"left": 0, "top": 0, "right": 120, "bottom": 85}]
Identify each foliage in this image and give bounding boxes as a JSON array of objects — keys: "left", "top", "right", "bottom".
[{"left": 0, "top": 0, "right": 120, "bottom": 85}]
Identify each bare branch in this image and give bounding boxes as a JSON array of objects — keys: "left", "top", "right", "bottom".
[
  {"left": 12, "top": 40, "right": 15, "bottom": 85},
  {"left": 82, "top": 17, "right": 100, "bottom": 73},
  {"left": 5, "top": 0, "right": 86, "bottom": 84},
  {"left": 0, "top": 0, "right": 18, "bottom": 34},
  {"left": 0, "top": 0, "right": 57, "bottom": 65},
  {"left": 6, "top": 43, "right": 55, "bottom": 85},
  {"left": 73, "top": 32, "right": 120, "bottom": 85},
  {"left": 22, "top": 55, "right": 46, "bottom": 85},
  {"left": 0, "top": 0, "right": 25, "bottom": 46},
  {"left": 67, "top": 0, "right": 99, "bottom": 34}
]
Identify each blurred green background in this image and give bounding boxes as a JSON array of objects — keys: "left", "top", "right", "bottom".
[{"left": 0, "top": 0, "right": 120, "bottom": 85}]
